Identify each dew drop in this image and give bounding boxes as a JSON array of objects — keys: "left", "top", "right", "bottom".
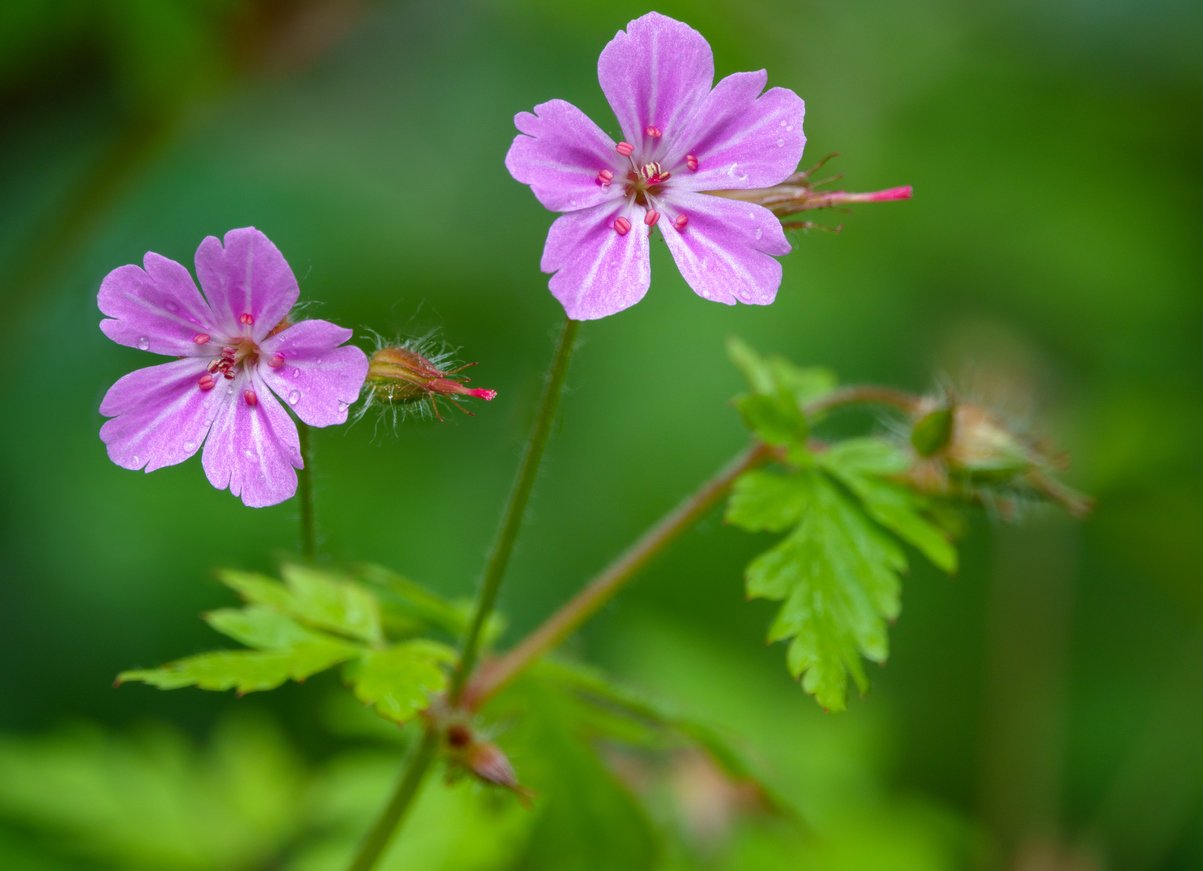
[
  {"left": 754, "top": 227, "right": 764, "bottom": 240},
  {"left": 131, "top": 455, "right": 140, "bottom": 466},
  {"left": 244, "top": 449, "right": 254, "bottom": 459},
  {"left": 183, "top": 440, "right": 196, "bottom": 452},
  {"left": 288, "top": 390, "right": 300, "bottom": 405},
  {"left": 776, "top": 138, "right": 785, "bottom": 148},
  {"left": 136, "top": 336, "right": 150, "bottom": 350},
  {"left": 337, "top": 400, "right": 349, "bottom": 413},
  {"left": 785, "top": 124, "right": 793, "bottom": 132},
  {"left": 290, "top": 368, "right": 301, "bottom": 378}
]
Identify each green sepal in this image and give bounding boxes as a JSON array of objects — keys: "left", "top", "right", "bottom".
[{"left": 910, "top": 406, "right": 954, "bottom": 456}]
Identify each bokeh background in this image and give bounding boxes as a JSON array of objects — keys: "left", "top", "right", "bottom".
[{"left": 2, "top": 0, "right": 1201, "bottom": 868}]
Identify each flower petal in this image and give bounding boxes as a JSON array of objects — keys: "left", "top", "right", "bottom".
[
  {"left": 99, "top": 358, "right": 224, "bottom": 472},
  {"left": 541, "top": 201, "right": 651, "bottom": 320},
  {"left": 259, "top": 320, "right": 369, "bottom": 427},
  {"left": 598, "top": 12, "right": 714, "bottom": 154},
  {"left": 667, "top": 72, "right": 806, "bottom": 191},
  {"left": 194, "top": 228, "right": 299, "bottom": 339},
  {"left": 506, "top": 100, "right": 624, "bottom": 213},
  {"left": 659, "top": 191, "right": 789, "bottom": 306},
  {"left": 201, "top": 370, "right": 302, "bottom": 508},
  {"left": 98, "top": 253, "right": 220, "bottom": 355}
]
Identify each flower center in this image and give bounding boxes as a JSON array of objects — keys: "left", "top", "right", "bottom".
[
  {"left": 196, "top": 312, "right": 267, "bottom": 396},
  {"left": 602, "top": 139, "right": 701, "bottom": 235}
]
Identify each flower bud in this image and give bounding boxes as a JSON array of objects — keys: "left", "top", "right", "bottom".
[
  {"left": 442, "top": 721, "right": 533, "bottom": 806},
  {"left": 365, "top": 341, "right": 496, "bottom": 420},
  {"left": 908, "top": 397, "right": 1091, "bottom": 517}
]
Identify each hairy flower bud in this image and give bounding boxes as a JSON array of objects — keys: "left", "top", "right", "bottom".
[
  {"left": 363, "top": 339, "right": 496, "bottom": 421},
  {"left": 908, "top": 397, "right": 1091, "bottom": 517},
  {"left": 442, "top": 721, "right": 533, "bottom": 806}
]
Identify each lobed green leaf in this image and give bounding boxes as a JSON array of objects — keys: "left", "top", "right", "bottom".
[
  {"left": 118, "top": 640, "right": 359, "bottom": 695},
  {"left": 345, "top": 640, "right": 455, "bottom": 723}
]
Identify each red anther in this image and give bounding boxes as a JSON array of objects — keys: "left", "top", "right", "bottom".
[
  {"left": 221, "top": 346, "right": 237, "bottom": 359},
  {"left": 616, "top": 141, "right": 635, "bottom": 157},
  {"left": 596, "top": 169, "right": 614, "bottom": 187},
  {"left": 640, "top": 161, "right": 663, "bottom": 181},
  {"left": 267, "top": 353, "right": 285, "bottom": 369},
  {"left": 644, "top": 209, "right": 660, "bottom": 227},
  {"left": 685, "top": 154, "right": 699, "bottom": 171},
  {"left": 613, "top": 216, "right": 632, "bottom": 235},
  {"left": 673, "top": 213, "right": 689, "bottom": 230},
  {"left": 657, "top": 171, "right": 671, "bottom": 183},
  {"left": 193, "top": 333, "right": 210, "bottom": 345},
  {"left": 224, "top": 370, "right": 236, "bottom": 379},
  {"left": 239, "top": 312, "right": 254, "bottom": 326},
  {"left": 198, "top": 374, "right": 216, "bottom": 391},
  {"left": 243, "top": 389, "right": 258, "bottom": 407},
  {"left": 645, "top": 125, "right": 662, "bottom": 138},
  {"left": 467, "top": 388, "right": 498, "bottom": 401}
]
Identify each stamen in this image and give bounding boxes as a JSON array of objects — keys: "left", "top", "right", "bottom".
[
  {"left": 223, "top": 370, "right": 236, "bottom": 380},
  {"left": 193, "top": 333, "right": 210, "bottom": 345},
  {"left": 640, "top": 161, "right": 663, "bottom": 181},
  {"left": 267, "top": 353, "right": 285, "bottom": 369},
  {"left": 613, "top": 217, "right": 632, "bottom": 236},
  {"left": 644, "top": 209, "right": 660, "bottom": 227},
  {"left": 645, "top": 125, "right": 662, "bottom": 138},
  {"left": 686, "top": 154, "right": 699, "bottom": 171},
  {"left": 616, "top": 141, "right": 635, "bottom": 157},
  {"left": 239, "top": 312, "right": 255, "bottom": 326},
  {"left": 198, "top": 374, "right": 216, "bottom": 391},
  {"left": 673, "top": 214, "right": 689, "bottom": 231},
  {"left": 244, "top": 389, "right": 259, "bottom": 407},
  {"left": 657, "top": 171, "right": 671, "bottom": 182},
  {"left": 596, "top": 169, "right": 614, "bottom": 187}
]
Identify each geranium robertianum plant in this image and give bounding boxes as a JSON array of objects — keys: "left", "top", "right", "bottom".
[{"left": 99, "top": 12, "right": 1086, "bottom": 870}]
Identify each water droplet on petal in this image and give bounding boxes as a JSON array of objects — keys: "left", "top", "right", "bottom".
[
  {"left": 754, "top": 227, "right": 764, "bottom": 240},
  {"left": 136, "top": 337, "right": 150, "bottom": 350},
  {"left": 337, "top": 400, "right": 349, "bottom": 413},
  {"left": 776, "top": 138, "right": 785, "bottom": 148},
  {"left": 290, "top": 368, "right": 301, "bottom": 378},
  {"left": 288, "top": 390, "right": 300, "bottom": 405},
  {"left": 183, "top": 440, "right": 196, "bottom": 452},
  {"left": 244, "top": 449, "right": 254, "bottom": 459},
  {"left": 779, "top": 119, "right": 787, "bottom": 127},
  {"left": 785, "top": 124, "right": 793, "bottom": 132},
  {"left": 131, "top": 455, "right": 141, "bottom": 466}
]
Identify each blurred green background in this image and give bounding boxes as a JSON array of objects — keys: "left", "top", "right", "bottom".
[{"left": 2, "top": 0, "right": 1201, "bottom": 868}]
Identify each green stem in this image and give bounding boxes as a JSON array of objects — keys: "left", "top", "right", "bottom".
[
  {"left": 344, "top": 318, "right": 580, "bottom": 871},
  {"left": 463, "top": 441, "right": 774, "bottom": 709},
  {"left": 297, "top": 422, "right": 317, "bottom": 561},
  {"left": 448, "top": 316, "right": 580, "bottom": 700},
  {"left": 346, "top": 728, "right": 439, "bottom": 871}
]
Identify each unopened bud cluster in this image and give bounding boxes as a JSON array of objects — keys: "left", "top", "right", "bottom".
[
  {"left": 364, "top": 340, "right": 496, "bottom": 421},
  {"left": 906, "top": 397, "right": 1090, "bottom": 517}
]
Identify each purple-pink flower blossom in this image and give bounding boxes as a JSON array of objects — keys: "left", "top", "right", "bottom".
[
  {"left": 98, "top": 227, "right": 369, "bottom": 507},
  {"left": 506, "top": 12, "right": 806, "bottom": 321}
]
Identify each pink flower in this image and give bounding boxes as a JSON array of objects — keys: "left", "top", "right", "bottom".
[
  {"left": 506, "top": 12, "right": 806, "bottom": 321},
  {"left": 98, "top": 227, "right": 369, "bottom": 507}
]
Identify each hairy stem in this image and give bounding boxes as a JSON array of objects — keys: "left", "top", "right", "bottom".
[
  {"left": 346, "top": 727, "right": 439, "bottom": 871},
  {"left": 449, "top": 316, "right": 581, "bottom": 700},
  {"left": 806, "top": 384, "right": 923, "bottom": 416},
  {"left": 463, "top": 441, "right": 774, "bottom": 709},
  {"left": 297, "top": 423, "right": 317, "bottom": 561}
]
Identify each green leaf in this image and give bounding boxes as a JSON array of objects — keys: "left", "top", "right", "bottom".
[
  {"left": 820, "top": 438, "right": 958, "bottom": 573},
  {"left": 345, "top": 640, "right": 454, "bottom": 723},
  {"left": 727, "top": 337, "right": 836, "bottom": 451},
  {"left": 204, "top": 606, "right": 331, "bottom": 650},
  {"left": 219, "top": 565, "right": 383, "bottom": 645},
  {"left": 726, "top": 469, "right": 810, "bottom": 532},
  {"left": 118, "top": 640, "right": 359, "bottom": 694},
  {"left": 741, "top": 471, "right": 905, "bottom": 711}
]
